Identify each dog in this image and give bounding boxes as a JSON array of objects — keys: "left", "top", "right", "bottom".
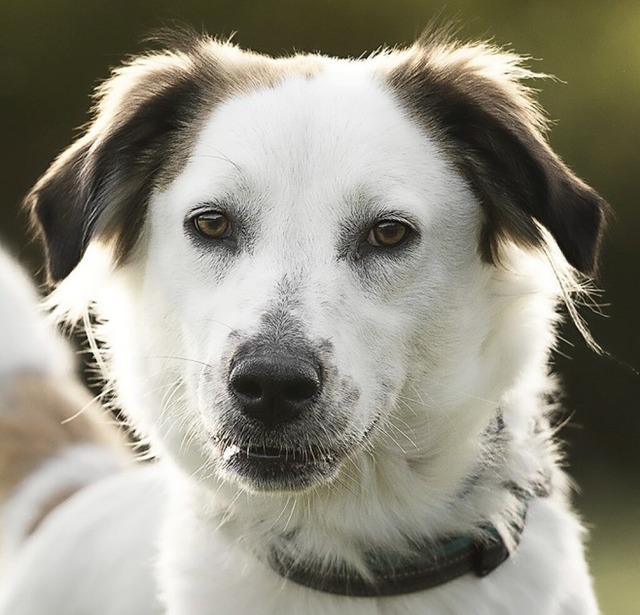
[
  {"left": 0, "top": 30, "right": 606, "bottom": 614},
  {"left": 0, "top": 245, "right": 127, "bottom": 578}
]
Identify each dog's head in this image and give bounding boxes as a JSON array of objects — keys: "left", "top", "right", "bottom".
[{"left": 27, "top": 34, "right": 606, "bottom": 496}]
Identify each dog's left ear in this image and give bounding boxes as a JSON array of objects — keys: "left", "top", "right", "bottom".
[{"left": 388, "top": 39, "right": 608, "bottom": 275}]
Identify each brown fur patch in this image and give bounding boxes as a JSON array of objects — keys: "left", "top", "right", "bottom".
[{"left": 0, "top": 373, "right": 125, "bottom": 503}]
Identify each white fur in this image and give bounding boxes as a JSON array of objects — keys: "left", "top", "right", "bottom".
[
  {"left": 0, "top": 43, "right": 598, "bottom": 614},
  {"left": 0, "top": 247, "right": 71, "bottom": 378}
]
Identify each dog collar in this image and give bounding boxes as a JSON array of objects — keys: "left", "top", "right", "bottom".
[{"left": 267, "top": 503, "right": 530, "bottom": 597}]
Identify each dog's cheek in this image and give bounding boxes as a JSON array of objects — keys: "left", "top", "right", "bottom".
[
  {"left": 322, "top": 297, "right": 410, "bottom": 425},
  {"left": 385, "top": 258, "right": 488, "bottom": 406}
]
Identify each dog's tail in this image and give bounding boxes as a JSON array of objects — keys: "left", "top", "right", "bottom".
[{"left": 0, "top": 246, "right": 128, "bottom": 570}]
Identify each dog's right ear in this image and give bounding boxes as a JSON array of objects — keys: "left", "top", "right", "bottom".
[{"left": 25, "top": 51, "right": 209, "bottom": 284}]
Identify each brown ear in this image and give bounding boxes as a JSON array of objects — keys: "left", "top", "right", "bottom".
[
  {"left": 25, "top": 53, "right": 206, "bottom": 284},
  {"left": 388, "top": 39, "right": 608, "bottom": 275}
]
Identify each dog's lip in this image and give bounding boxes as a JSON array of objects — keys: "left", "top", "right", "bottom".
[
  {"left": 209, "top": 417, "right": 381, "bottom": 490},
  {"left": 216, "top": 439, "right": 337, "bottom": 465},
  {"left": 211, "top": 414, "right": 381, "bottom": 468},
  {"left": 212, "top": 435, "right": 342, "bottom": 490}
]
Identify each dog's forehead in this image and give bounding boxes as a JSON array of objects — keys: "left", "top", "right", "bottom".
[{"left": 166, "top": 60, "right": 456, "bottom": 222}]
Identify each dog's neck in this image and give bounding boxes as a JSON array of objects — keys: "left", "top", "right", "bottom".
[
  {"left": 176, "top": 385, "right": 560, "bottom": 585},
  {"left": 265, "top": 502, "right": 529, "bottom": 596}
]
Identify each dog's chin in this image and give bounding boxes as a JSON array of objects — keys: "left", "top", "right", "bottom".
[{"left": 212, "top": 438, "right": 345, "bottom": 493}]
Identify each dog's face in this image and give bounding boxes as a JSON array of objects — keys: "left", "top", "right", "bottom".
[
  {"left": 27, "top": 36, "right": 606, "bottom": 497},
  {"left": 140, "top": 72, "right": 489, "bottom": 491}
]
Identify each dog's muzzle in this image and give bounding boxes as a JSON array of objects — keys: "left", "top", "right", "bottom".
[{"left": 214, "top": 340, "right": 343, "bottom": 491}]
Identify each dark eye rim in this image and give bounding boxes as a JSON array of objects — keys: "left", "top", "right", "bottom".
[{"left": 365, "top": 218, "right": 415, "bottom": 249}]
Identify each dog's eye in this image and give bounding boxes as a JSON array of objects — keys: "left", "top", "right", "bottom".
[
  {"left": 367, "top": 220, "right": 411, "bottom": 248},
  {"left": 193, "top": 212, "right": 231, "bottom": 239}
]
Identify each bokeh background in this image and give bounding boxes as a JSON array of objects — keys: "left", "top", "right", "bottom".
[{"left": 1, "top": 1, "right": 638, "bottom": 612}]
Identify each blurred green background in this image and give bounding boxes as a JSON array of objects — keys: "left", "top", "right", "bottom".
[{"left": 0, "top": 1, "right": 638, "bottom": 612}]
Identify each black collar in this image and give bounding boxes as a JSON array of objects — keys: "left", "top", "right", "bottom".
[{"left": 267, "top": 501, "right": 531, "bottom": 597}]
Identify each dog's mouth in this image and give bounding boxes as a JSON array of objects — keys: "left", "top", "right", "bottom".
[{"left": 212, "top": 437, "right": 344, "bottom": 491}]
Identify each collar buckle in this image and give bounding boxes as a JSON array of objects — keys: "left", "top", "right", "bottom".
[{"left": 473, "top": 534, "right": 510, "bottom": 577}]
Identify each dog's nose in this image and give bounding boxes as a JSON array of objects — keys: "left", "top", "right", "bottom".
[{"left": 228, "top": 348, "right": 322, "bottom": 427}]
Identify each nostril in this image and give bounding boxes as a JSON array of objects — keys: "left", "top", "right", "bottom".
[
  {"left": 283, "top": 377, "right": 319, "bottom": 403},
  {"left": 231, "top": 374, "right": 263, "bottom": 400}
]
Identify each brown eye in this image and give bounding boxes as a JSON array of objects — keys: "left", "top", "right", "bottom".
[
  {"left": 193, "top": 212, "right": 231, "bottom": 239},
  {"left": 367, "top": 220, "right": 411, "bottom": 248}
]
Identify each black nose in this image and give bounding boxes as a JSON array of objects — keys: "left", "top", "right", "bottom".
[{"left": 228, "top": 347, "right": 322, "bottom": 427}]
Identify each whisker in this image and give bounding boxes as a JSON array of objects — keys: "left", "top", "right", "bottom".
[{"left": 149, "top": 355, "right": 214, "bottom": 370}]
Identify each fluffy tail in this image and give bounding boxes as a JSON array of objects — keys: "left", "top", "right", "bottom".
[{"left": 0, "top": 246, "right": 128, "bottom": 570}]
